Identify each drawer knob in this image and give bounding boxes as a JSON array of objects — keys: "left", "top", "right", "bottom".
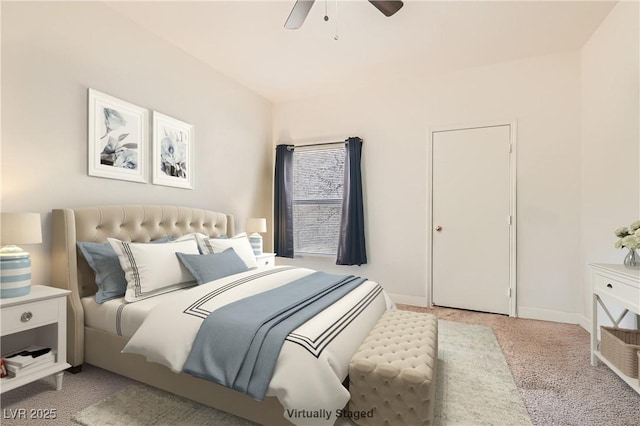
[
  {"left": 20, "top": 311, "right": 33, "bottom": 322},
  {"left": 606, "top": 283, "right": 613, "bottom": 289}
]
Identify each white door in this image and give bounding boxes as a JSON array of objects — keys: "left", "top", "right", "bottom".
[{"left": 431, "top": 125, "right": 512, "bottom": 315}]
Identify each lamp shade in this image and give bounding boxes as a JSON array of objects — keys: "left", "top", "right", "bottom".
[
  {"left": 1, "top": 213, "right": 43, "bottom": 245},
  {"left": 246, "top": 218, "right": 267, "bottom": 234}
]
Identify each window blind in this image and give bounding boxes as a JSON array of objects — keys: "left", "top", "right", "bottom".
[{"left": 293, "top": 146, "right": 345, "bottom": 255}]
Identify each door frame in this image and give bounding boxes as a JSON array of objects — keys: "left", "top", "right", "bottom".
[{"left": 426, "top": 120, "right": 518, "bottom": 317}]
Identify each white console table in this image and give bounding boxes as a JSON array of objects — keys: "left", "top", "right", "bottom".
[{"left": 589, "top": 263, "right": 640, "bottom": 394}]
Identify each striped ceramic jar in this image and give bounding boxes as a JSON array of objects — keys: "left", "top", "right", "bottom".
[{"left": 0, "top": 253, "right": 32, "bottom": 298}]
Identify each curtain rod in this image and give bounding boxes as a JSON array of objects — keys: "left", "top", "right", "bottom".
[{"left": 278, "top": 141, "right": 346, "bottom": 151}]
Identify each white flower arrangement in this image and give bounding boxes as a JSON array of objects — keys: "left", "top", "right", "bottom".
[{"left": 614, "top": 220, "right": 640, "bottom": 249}]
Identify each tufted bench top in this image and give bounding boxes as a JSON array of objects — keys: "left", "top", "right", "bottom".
[{"left": 349, "top": 309, "right": 438, "bottom": 426}]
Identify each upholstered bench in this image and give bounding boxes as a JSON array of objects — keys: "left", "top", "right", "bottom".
[{"left": 348, "top": 309, "right": 438, "bottom": 426}]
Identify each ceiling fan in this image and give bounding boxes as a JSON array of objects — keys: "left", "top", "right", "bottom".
[{"left": 285, "top": 0, "right": 404, "bottom": 29}]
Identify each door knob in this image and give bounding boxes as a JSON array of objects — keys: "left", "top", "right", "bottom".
[{"left": 435, "top": 225, "right": 442, "bottom": 232}]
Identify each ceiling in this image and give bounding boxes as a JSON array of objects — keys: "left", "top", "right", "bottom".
[{"left": 107, "top": 1, "right": 616, "bottom": 103}]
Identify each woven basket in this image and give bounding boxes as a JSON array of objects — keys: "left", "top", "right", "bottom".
[{"left": 600, "top": 327, "right": 640, "bottom": 378}]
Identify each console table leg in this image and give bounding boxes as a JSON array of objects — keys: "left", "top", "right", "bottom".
[{"left": 591, "top": 293, "right": 599, "bottom": 367}]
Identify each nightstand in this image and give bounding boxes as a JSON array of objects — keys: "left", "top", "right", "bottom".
[
  {"left": 0, "top": 285, "right": 71, "bottom": 393},
  {"left": 255, "top": 253, "right": 276, "bottom": 269}
]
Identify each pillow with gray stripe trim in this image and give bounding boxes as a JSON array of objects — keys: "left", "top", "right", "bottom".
[
  {"left": 78, "top": 237, "right": 172, "bottom": 304},
  {"left": 195, "top": 233, "right": 258, "bottom": 269},
  {"left": 107, "top": 238, "right": 199, "bottom": 303}
]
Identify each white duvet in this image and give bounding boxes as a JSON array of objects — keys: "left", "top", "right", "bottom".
[{"left": 123, "top": 266, "right": 392, "bottom": 425}]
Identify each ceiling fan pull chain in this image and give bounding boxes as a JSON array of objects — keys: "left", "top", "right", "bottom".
[
  {"left": 324, "top": 0, "right": 329, "bottom": 21},
  {"left": 334, "top": 0, "right": 339, "bottom": 40}
]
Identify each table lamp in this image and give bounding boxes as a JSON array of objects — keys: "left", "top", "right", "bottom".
[
  {"left": 246, "top": 218, "right": 267, "bottom": 255},
  {"left": 0, "top": 213, "right": 42, "bottom": 298}
]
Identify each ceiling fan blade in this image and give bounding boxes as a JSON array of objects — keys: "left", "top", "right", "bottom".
[
  {"left": 369, "top": 0, "right": 404, "bottom": 17},
  {"left": 285, "top": 0, "right": 316, "bottom": 29}
]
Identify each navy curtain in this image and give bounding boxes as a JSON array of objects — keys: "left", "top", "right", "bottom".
[
  {"left": 274, "top": 144, "right": 294, "bottom": 258},
  {"left": 336, "top": 137, "right": 367, "bottom": 265}
]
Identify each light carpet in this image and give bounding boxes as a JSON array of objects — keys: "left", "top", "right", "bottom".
[{"left": 72, "top": 320, "right": 531, "bottom": 426}]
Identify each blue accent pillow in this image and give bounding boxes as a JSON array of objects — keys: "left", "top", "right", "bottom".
[
  {"left": 177, "top": 248, "right": 249, "bottom": 285},
  {"left": 78, "top": 237, "right": 173, "bottom": 304}
]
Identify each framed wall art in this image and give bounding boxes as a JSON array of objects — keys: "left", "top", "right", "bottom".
[
  {"left": 152, "top": 112, "right": 194, "bottom": 189},
  {"left": 88, "top": 89, "right": 148, "bottom": 183}
]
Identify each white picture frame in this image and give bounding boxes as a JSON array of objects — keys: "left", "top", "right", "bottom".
[
  {"left": 152, "top": 112, "right": 194, "bottom": 189},
  {"left": 88, "top": 89, "right": 149, "bottom": 183}
]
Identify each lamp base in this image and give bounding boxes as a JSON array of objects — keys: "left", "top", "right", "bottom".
[
  {"left": 0, "top": 252, "right": 32, "bottom": 298},
  {"left": 249, "top": 233, "right": 263, "bottom": 256}
]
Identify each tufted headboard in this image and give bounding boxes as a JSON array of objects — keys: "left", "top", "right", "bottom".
[{"left": 50, "top": 205, "right": 234, "bottom": 367}]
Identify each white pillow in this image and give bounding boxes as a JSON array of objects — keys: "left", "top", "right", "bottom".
[
  {"left": 107, "top": 238, "right": 200, "bottom": 302},
  {"left": 196, "top": 233, "right": 257, "bottom": 269},
  {"left": 174, "top": 232, "right": 209, "bottom": 243}
]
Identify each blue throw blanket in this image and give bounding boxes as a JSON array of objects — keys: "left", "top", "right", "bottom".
[{"left": 182, "top": 271, "right": 366, "bottom": 400}]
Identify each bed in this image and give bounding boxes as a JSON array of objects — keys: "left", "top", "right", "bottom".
[{"left": 51, "top": 205, "right": 390, "bottom": 426}]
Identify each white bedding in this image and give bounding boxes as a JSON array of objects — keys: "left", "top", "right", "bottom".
[
  {"left": 81, "top": 291, "right": 179, "bottom": 338},
  {"left": 122, "top": 266, "right": 392, "bottom": 426}
]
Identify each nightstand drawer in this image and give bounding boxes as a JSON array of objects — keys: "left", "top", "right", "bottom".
[
  {"left": 593, "top": 273, "right": 639, "bottom": 302},
  {"left": 254, "top": 253, "right": 275, "bottom": 269},
  {"left": 1, "top": 299, "right": 59, "bottom": 335},
  {"left": 259, "top": 256, "right": 275, "bottom": 268}
]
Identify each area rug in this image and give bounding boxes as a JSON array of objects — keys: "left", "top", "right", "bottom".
[
  {"left": 72, "top": 320, "right": 531, "bottom": 426},
  {"left": 434, "top": 320, "right": 531, "bottom": 425}
]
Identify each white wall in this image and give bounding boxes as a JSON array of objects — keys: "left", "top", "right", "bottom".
[
  {"left": 580, "top": 1, "right": 640, "bottom": 329},
  {"left": 274, "top": 51, "right": 583, "bottom": 321},
  {"left": 3, "top": 2, "right": 635, "bottom": 324},
  {"left": 1, "top": 2, "right": 273, "bottom": 285}
]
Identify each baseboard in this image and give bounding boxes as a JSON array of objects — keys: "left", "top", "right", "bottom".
[
  {"left": 517, "top": 306, "right": 582, "bottom": 325},
  {"left": 387, "top": 298, "right": 588, "bottom": 325},
  {"left": 578, "top": 315, "right": 591, "bottom": 333},
  {"left": 388, "top": 293, "right": 429, "bottom": 307}
]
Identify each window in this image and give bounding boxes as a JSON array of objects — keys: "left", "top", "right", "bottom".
[{"left": 292, "top": 145, "right": 345, "bottom": 255}]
